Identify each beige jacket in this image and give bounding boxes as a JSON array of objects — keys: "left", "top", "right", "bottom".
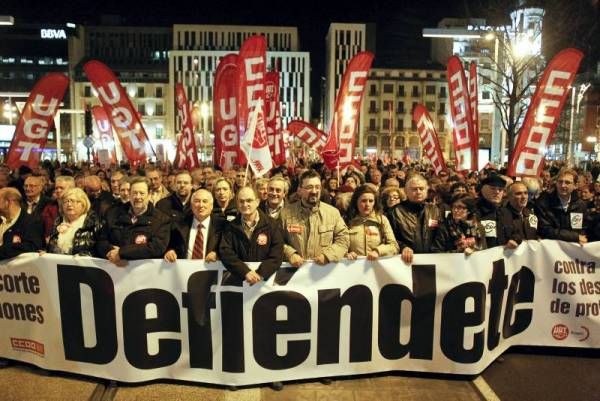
[
  {"left": 280, "top": 200, "right": 349, "bottom": 262},
  {"left": 347, "top": 214, "right": 399, "bottom": 257}
]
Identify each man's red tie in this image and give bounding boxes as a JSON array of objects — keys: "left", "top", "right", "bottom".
[{"left": 192, "top": 224, "right": 204, "bottom": 259}]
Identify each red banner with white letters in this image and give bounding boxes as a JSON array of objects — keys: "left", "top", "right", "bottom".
[
  {"left": 5, "top": 73, "right": 69, "bottom": 169},
  {"left": 507, "top": 48, "right": 584, "bottom": 177},
  {"left": 469, "top": 61, "right": 479, "bottom": 170},
  {"left": 324, "top": 52, "right": 374, "bottom": 171},
  {"left": 265, "top": 71, "right": 285, "bottom": 167},
  {"left": 287, "top": 120, "right": 327, "bottom": 153},
  {"left": 91, "top": 106, "right": 117, "bottom": 165},
  {"left": 84, "top": 60, "right": 154, "bottom": 164},
  {"left": 214, "top": 54, "right": 240, "bottom": 171},
  {"left": 175, "top": 84, "right": 199, "bottom": 170},
  {"left": 237, "top": 35, "right": 269, "bottom": 168},
  {"left": 413, "top": 105, "right": 447, "bottom": 175},
  {"left": 447, "top": 56, "right": 476, "bottom": 172}
]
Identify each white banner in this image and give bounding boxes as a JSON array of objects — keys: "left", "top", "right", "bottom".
[{"left": 0, "top": 240, "right": 598, "bottom": 385}]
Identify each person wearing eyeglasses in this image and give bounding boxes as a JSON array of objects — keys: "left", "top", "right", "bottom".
[
  {"left": 47, "top": 188, "right": 102, "bottom": 256},
  {"left": 280, "top": 169, "right": 349, "bottom": 267},
  {"left": 432, "top": 194, "right": 486, "bottom": 254},
  {"left": 535, "top": 168, "right": 588, "bottom": 245}
]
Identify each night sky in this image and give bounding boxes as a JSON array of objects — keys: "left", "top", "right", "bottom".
[{"left": 2, "top": 0, "right": 598, "bottom": 116}]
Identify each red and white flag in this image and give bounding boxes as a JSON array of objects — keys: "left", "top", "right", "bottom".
[
  {"left": 5, "top": 73, "right": 69, "bottom": 169},
  {"left": 413, "top": 104, "right": 447, "bottom": 175},
  {"left": 265, "top": 71, "right": 285, "bottom": 166},
  {"left": 507, "top": 48, "right": 584, "bottom": 177},
  {"left": 240, "top": 99, "right": 272, "bottom": 176},
  {"left": 84, "top": 60, "right": 154, "bottom": 164},
  {"left": 175, "top": 84, "right": 199, "bottom": 170},
  {"left": 325, "top": 52, "right": 374, "bottom": 171},
  {"left": 469, "top": 61, "right": 479, "bottom": 170},
  {"left": 213, "top": 54, "right": 240, "bottom": 171},
  {"left": 237, "top": 35, "right": 270, "bottom": 169},
  {"left": 287, "top": 120, "right": 327, "bottom": 153},
  {"left": 447, "top": 56, "right": 476, "bottom": 172},
  {"left": 91, "top": 105, "right": 117, "bottom": 165}
]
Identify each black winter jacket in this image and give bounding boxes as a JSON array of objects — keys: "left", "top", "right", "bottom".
[
  {"left": 219, "top": 210, "right": 283, "bottom": 281},
  {"left": 535, "top": 191, "right": 587, "bottom": 242},
  {"left": 389, "top": 200, "right": 441, "bottom": 253},
  {"left": 47, "top": 211, "right": 103, "bottom": 256}
]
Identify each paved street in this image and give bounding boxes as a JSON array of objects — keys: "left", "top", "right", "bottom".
[{"left": 0, "top": 348, "right": 598, "bottom": 401}]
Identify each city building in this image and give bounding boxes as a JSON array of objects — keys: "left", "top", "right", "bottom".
[
  {"left": 69, "top": 23, "right": 172, "bottom": 161},
  {"left": 0, "top": 17, "right": 75, "bottom": 159},
  {"left": 361, "top": 66, "right": 453, "bottom": 162},
  {"left": 170, "top": 24, "right": 310, "bottom": 161},
  {"left": 424, "top": 0, "right": 545, "bottom": 165}
]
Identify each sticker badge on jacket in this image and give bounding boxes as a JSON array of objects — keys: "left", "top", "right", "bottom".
[
  {"left": 134, "top": 234, "right": 148, "bottom": 244},
  {"left": 570, "top": 213, "right": 583, "bottom": 230},
  {"left": 366, "top": 226, "right": 380, "bottom": 236},
  {"left": 528, "top": 214, "right": 538, "bottom": 229},
  {"left": 12, "top": 235, "right": 21, "bottom": 244},
  {"left": 287, "top": 224, "right": 302, "bottom": 234},
  {"left": 428, "top": 219, "right": 439, "bottom": 228},
  {"left": 257, "top": 233, "right": 268, "bottom": 245},
  {"left": 481, "top": 220, "right": 497, "bottom": 237}
]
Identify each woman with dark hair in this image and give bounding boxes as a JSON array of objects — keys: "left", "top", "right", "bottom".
[
  {"left": 345, "top": 184, "right": 399, "bottom": 261},
  {"left": 431, "top": 193, "right": 486, "bottom": 255}
]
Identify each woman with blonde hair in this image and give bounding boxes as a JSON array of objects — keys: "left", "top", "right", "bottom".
[
  {"left": 345, "top": 184, "right": 399, "bottom": 261},
  {"left": 47, "top": 187, "right": 102, "bottom": 256}
]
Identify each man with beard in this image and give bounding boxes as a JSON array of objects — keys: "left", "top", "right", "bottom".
[
  {"left": 499, "top": 182, "right": 539, "bottom": 248},
  {"left": 536, "top": 168, "right": 588, "bottom": 244},
  {"left": 389, "top": 174, "right": 441, "bottom": 264},
  {"left": 97, "top": 177, "right": 170, "bottom": 265},
  {"left": 163, "top": 189, "right": 224, "bottom": 263},
  {"left": 280, "top": 170, "right": 348, "bottom": 267},
  {"left": 157, "top": 171, "right": 194, "bottom": 222}
]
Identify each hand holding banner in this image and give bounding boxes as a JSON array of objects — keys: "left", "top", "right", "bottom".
[{"left": 5, "top": 73, "right": 69, "bottom": 169}]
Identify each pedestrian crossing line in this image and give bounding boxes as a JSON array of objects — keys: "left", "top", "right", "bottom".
[{"left": 472, "top": 376, "right": 501, "bottom": 401}]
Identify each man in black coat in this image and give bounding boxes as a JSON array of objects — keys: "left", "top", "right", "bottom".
[
  {"left": 219, "top": 186, "right": 283, "bottom": 284},
  {"left": 535, "top": 168, "right": 588, "bottom": 244},
  {"left": 96, "top": 177, "right": 170, "bottom": 265},
  {"left": 156, "top": 171, "right": 194, "bottom": 223},
  {"left": 0, "top": 188, "right": 43, "bottom": 259},
  {"left": 85, "top": 175, "right": 117, "bottom": 218},
  {"left": 474, "top": 174, "right": 507, "bottom": 248},
  {"left": 499, "top": 182, "right": 539, "bottom": 248},
  {"left": 163, "top": 189, "right": 224, "bottom": 262}
]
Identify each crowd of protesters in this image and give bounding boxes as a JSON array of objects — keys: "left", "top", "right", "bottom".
[{"left": 1, "top": 157, "right": 599, "bottom": 389}]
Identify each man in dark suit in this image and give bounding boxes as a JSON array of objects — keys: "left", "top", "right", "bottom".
[
  {"left": 0, "top": 188, "right": 43, "bottom": 259},
  {"left": 164, "top": 189, "right": 224, "bottom": 262}
]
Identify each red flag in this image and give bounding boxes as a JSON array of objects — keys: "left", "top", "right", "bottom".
[
  {"left": 265, "top": 71, "right": 285, "bottom": 166},
  {"left": 413, "top": 104, "right": 448, "bottom": 175},
  {"left": 5, "top": 73, "right": 69, "bottom": 169},
  {"left": 469, "top": 61, "right": 479, "bottom": 170},
  {"left": 325, "top": 52, "right": 374, "bottom": 171},
  {"left": 91, "top": 105, "right": 117, "bottom": 164},
  {"left": 175, "top": 84, "right": 200, "bottom": 170},
  {"left": 83, "top": 60, "right": 154, "bottom": 164},
  {"left": 507, "top": 48, "right": 584, "bottom": 177},
  {"left": 287, "top": 120, "right": 327, "bottom": 153},
  {"left": 214, "top": 54, "right": 239, "bottom": 171},
  {"left": 237, "top": 35, "right": 270, "bottom": 168},
  {"left": 447, "top": 56, "right": 476, "bottom": 172}
]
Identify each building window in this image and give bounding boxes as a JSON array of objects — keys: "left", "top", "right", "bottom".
[
  {"left": 439, "top": 119, "right": 445, "bottom": 131},
  {"left": 137, "top": 87, "right": 145, "bottom": 97},
  {"left": 383, "top": 118, "right": 390, "bottom": 130},
  {"left": 439, "top": 103, "right": 445, "bottom": 114},
  {"left": 155, "top": 87, "right": 163, "bottom": 97},
  {"left": 84, "top": 86, "right": 92, "bottom": 97},
  {"left": 398, "top": 85, "right": 405, "bottom": 96},
  {"left": 367, "top": 136, "right": 377, "bottom": 147},
  {"left": 440, "top": 87, "right": 447, "bottom": 98},
  {"left": 411, "top": 120, "right": 417, "bottom": 130},
  {"left": 369, "top": 100, "right": 377, "bottom": 113},
  {"left": 381, "top": 136, "right": 390, "bottom": 147},
  {"left": 156, "top": 104, "right": 164, "bottom": 116},
  {"left": 426, "top": 85, "right": 436, "bottom": 95},
  {"left": 383, "top": 84, "right": 394, "bottom": 93},
  {"left": 369, "top": 84, "right": 377, "bottom": 96},
  {"left": 397, "top": 119, "right": 404, "bottom": 131},
  {"left": 426, "top": 102, "right": 435, "bottom": 112},
  {"left": 480, "top": 118, "right": 490, "bottom": 130},
  {"left": 369, "top": 118, "right": 376, "bottom": 130},
  {"left": 138, "top": 103, "right": 146, "bottom": 115},
  {"left": 412, "top": 85, "right": 420, "bottom": 97},
  {"left": 156, "top": 125, "right": 164, "bottom": 139},
  {"left": 383, "top": 100, "right": 393, "bottom": 111},
  {"left": 397, "top": 102, "right": 405, "bottom": 114},
  {"left": 482, "top": 91, "right": 491, "bottom": 100}
]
